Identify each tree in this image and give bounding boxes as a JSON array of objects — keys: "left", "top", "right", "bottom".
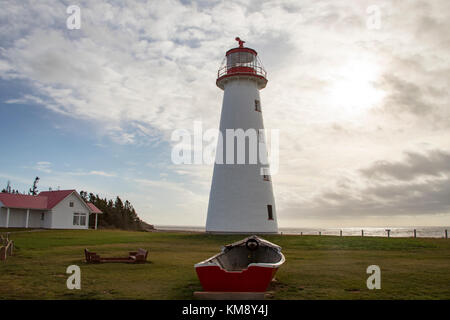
[
  {"left": 83, "top": 191, "right": 147, "bottom": 231},
  {"left": 79, "top": 191, "right": 88, "bottom": 201},
  {"left": 2, "top": 181, "right": 12, "bottom": 193},
  {"left": 29, "top": 177, "right": 40, "bottom": 196}
]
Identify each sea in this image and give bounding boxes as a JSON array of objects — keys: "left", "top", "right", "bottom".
[{"left": 155, "top": 225, "right": 449, "bottom": 238}]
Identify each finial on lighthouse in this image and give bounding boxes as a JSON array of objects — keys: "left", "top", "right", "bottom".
[{"left": 235, "top": 37, "right": 245, "bottom": 48}]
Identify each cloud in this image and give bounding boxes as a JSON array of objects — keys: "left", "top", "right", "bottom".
[
  {"left": 377, "top": 75, "right": 433, "bottom": 116},
  {"left": 285, "top": 149, "right": 450, "bottom": 220},
  {"left": 35, "top": 161, "right": 52, "bottom": 173},
  {"left": 361, "top": 150, "right": 450, "bottom": 181},
  {"left": 1, "top": 1, "right": 222, "bottom": 144},
  {"left": 1, "top": 0, "right": 450, "bottom": 226},
  {"left": 67, "top": 170, "right": 116, "bottom": 177},
  {"left": 88, "top": 171, "right": 116, "bottom": 177}
]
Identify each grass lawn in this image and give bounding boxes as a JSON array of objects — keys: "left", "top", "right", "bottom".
[
  {"left": 0, "top": 229, "right": 449, "bottom": 299},
  {"left": 0, "top": 228, "right": 37, "bottom": 233}
]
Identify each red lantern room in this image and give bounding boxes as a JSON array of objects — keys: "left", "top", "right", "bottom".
[{"left": 216, "top": 37, "right": 268, "bottom": 90}]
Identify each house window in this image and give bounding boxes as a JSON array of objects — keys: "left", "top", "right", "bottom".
[
  {"left": 80, "top": 214, "right": 87, "bottom": 226},
  {"left": 73, "top": 213, "right": 86, "bottom": 226},
  {"left": 69, "top": 202, "right": 74, "bottom": 207},
  {"left": 41, "top": 213, "right": 45, "bottom": 221},
  {"left": 263, "top": 175, "right": 270, "bottom": 181},
  {"left": 73, "top": 213, "right": 80, "bottom": 225},
  {"left": 267, "top": 205, "right": 273, "bottom": 220},
  {"left": 255, "top": 100, "right": 261, "bottom": 112}
]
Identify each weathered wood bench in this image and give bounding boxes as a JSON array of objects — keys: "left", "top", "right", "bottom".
[
  {"left": 84, "top": 248, "right": 101, "bottom": 263},
  {"left": 84, "top": 248, "right": 148, "bottom": 264},
  {"left": 129, "top": 248, "right": 148, "bottom": 263}
]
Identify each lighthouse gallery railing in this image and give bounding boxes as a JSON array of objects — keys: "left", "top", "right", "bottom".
[{"left": 217, "top": 65, "right": 267, "bottom": 79}]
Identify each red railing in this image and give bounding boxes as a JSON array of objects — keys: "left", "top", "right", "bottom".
[{"left": 217, "top": 65, "right": 267, "bottom": 79}]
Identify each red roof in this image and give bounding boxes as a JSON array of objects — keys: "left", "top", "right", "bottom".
[
  {"left": 38, "top": 190, "right": 75, "bottom": 209},
  {"left": 87, "top": 203, "right": 102, "bottom": 214},
  {"left": 226, "top": 47, "right": 257, "bottom": 56},
  {"left": 0, "top": 193, "right": 48, "bottom": 210},
  {"left": 0, "top": 190, "right": 99, "bottom": 213}
]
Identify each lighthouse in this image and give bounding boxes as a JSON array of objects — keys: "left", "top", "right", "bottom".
[{"left": 206, "top": 38, "right": 278, "bottom": 234}]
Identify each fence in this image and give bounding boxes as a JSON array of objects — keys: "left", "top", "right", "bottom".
[
  {"left": 0, "top": 234, "right": 14, "bottom": 261},
  {"left": 294, "top": 228, "right": 449, "bottom": 238}
]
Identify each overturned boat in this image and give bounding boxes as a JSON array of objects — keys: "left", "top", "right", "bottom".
[{"left": 195, "top": 235, "right": 285, "bottom": 292}]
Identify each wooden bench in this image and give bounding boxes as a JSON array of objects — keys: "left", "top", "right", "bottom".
[
  {"left": 84, "top": 249, "right": 101, "bottom": 263},
  {"left": 129, "top": 248, "right": 148, "bottom": 263},
  {"left": 84, "top": 248, "right": 148, "bottom": 264}
]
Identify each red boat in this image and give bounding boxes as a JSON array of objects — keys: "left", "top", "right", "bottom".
[{"left": 195, "top": 235, "right": 285, "bottom": 292}]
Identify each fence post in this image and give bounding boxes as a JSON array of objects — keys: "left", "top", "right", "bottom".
[
  {"left": 300, "top": 232, "right": 303, "bottom": 236},
  {"left": 340, "top": 230, "right": 342, "bottom": 237},
  {"left": 319, "top": 231, "right": 321, "bottom": 236},
  {"left": 414, "top": 229, "right": 416, "bottom": 238},
  {"left": 361, "top": 229, "right": 364, "bottom": 237},
  {"left": 386, "top": 229, "right": 391, "bottom": 238},
  {"left": 446, "top": 230, "right": 448, "bottom": 239},
  {"left": 0, "top": 246, "right": 5, "bottom": 261},
  {"left": 7, "top": 241, "right": 13, "bottom": 256}
]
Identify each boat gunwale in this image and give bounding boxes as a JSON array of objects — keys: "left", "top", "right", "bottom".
[
  {"left": 194, "top": 251, "right": 285, "bottom": 272},
  {"left": 194, "top": 235, "right": 285, "bottom": 272}
]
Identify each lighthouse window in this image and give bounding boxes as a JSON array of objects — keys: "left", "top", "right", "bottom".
[
  {"left": 267, "top": 205, "right": 273, "bottom": 220},
  {"left": 261, "top": 167, "right": 270, "bottom": 181},
  {"left": 255, "top": 100, "right": 261, "bottom": 112}
]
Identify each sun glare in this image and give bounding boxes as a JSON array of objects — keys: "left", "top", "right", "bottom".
[{"left": 328, "top": 60, "right": 385, "bottom": 119}]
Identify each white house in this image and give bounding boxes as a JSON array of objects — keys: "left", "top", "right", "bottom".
[{"left": 0, "top": 190, "right": 102, "bottom": 230}]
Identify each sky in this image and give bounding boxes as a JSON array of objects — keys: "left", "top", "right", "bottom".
[{"left": 0, "top": 0, "right": 449, "bottom": 228}]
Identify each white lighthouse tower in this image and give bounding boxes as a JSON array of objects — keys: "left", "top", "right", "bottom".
[{"left": 206, "top": 38, "right": 278, "bottom": 234}]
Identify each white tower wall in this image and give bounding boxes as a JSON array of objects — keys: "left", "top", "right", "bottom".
[{"left": 206, "top": 78, "right": 278, "bottom": 233}]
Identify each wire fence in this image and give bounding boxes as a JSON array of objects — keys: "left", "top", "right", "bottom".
[{"left": 280, "top": 228, "right": 449, "bottom": 239}]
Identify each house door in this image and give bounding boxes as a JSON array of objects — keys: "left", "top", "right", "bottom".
[{"left": 40, "top": 212, "right": 45, "bottom": 228}]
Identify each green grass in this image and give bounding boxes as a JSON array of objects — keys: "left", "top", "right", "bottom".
[
  {"left": 1, "top": 229, "right": 449, "bottom": 299},
  {"left": 0, "top": 228, "right": 36, "bottom": 233}
]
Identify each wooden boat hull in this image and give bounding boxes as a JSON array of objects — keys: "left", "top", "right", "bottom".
[
  {"left": 196, "top": 264, "right": 280, "bottom": 292},
  {"left": 194, "top": 236, "right": 285, "bottom": 292}
]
